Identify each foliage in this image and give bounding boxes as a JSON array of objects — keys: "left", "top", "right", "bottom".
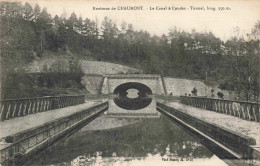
[
  {"left": 217, "top": 92, "right": 224, "bottom": 99},
  {"left": 191, "top": 87, "right": 197, "bottom": 96},
  {"left": 1, "top": 72, "right": 84, "bottom": 99}
]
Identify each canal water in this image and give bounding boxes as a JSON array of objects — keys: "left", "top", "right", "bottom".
[{"left": 31, "top": 115, "right": 227, "bottom": 166}]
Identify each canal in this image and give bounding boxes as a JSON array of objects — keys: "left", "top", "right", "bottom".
[{"left": 30, "top": 115, "right": 227, "bottom": 166}]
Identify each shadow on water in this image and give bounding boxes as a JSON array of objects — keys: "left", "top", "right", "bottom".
[
  {"left": 113, "top": 96, "right": 152, "bottom": 110},
  {"left": 113, "top": 82, "right": 153, "bottom": 110},
  {"left": 30, "top": 116, "right": 228, "bottom": 166}
]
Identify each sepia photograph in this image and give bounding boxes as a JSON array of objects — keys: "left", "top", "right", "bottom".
[{"left": 0, "top": 0, "right": 259, "bottom": 165}]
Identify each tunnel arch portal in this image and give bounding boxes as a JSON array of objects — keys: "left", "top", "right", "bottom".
[
  {"left": 113, "top": 82, "right": 153, "bottom": 110},
  {"left": 101, "top": 74, "right": 166, "bottom": 117}
]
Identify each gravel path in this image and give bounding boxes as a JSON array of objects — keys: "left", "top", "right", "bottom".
[
  {"left": 0, "top": 102, "right": 97, "bottom": 138},
  {"left": 164, "top": 102, "right": 260, "bottom": 146}
]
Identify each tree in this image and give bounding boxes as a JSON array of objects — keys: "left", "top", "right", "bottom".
[
  {"left": 22, "top": 2, "right": 34, "bottom": 21},
  {"left": 120, "top": 20, "right": 127, "bottom": 34},
  {"left": 211, "top": 89, "right": 215, "bottom": 97},
  {"left": 246, "top": 20, "right": 260, "bottom": 102},
  {"left": 67, "top": 12, "right": 77, "bottom": 30},
  {"left": 38, "top": 7, "right": 51, "bottom": 24},
  {"left": 191, "top": 88, "right": 197, "bottom": 96},
  {"left": 35, "top": 7, "right": 52, "bottom": 52},
  {"left": 101, "top": 16, "right": 118, "bottom": 39},
  {"left": 217, "top": 92, "right": 224, "bottom": 99},
  {"left": 75, "top": 16, "right": 83, "bottom": 32},
  {"left": 82, "top": 18, "right": 96, "bottom": 36},
  {"left": 33, "top": 3, "right": 41, "bottom": 20},
  {"left": 124, "top": 24, "right": 135, "bottom": 42},
  {"left": 53, "top": 15, "right": 60, "bottom": 26}
]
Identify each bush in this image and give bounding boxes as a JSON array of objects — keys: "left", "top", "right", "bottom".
[
  {"left": 1, "top": 72, "right": 85, "bottom": 99},
  {"left": 217, "top": 92, "right": 224, "bottom": 99},
  {"left": 191, "top": 87, "right": 197, "bottom": 96}
]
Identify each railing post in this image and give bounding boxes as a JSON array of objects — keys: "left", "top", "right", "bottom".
[
  {"left": 5, "top": 104, "right": 12, "bottom": 120},
  {"left": 22, "top": 101, "right": 28, "bottom": 116},
  {"left": 0, "top": 102, "right": 6, "bottom": 121},
  {"left": 256, "top": 104, "right": 260, "bottom": 122}
]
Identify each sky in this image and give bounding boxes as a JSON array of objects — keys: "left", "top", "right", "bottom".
[{"left": 23, "top": 0, "right": 260, "bottom": 41}]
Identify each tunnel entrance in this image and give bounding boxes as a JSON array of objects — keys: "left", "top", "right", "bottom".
[{"left": 113, "top": 82, "right": 153, "bottom": 110}]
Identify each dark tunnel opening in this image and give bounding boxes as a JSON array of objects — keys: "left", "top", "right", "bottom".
[{"left": 113, "top": 82, "right": 153, "bottom": 110}]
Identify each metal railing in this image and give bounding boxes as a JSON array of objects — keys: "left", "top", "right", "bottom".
[
  {"left": 0, "top": 102, "right": 108, "bottom": 165},
  {"left": 180, "top": 96, "right": 260, "bottom": 122},
  {"left": 0, "top": 95, "right": 85, "bottom": 121}
]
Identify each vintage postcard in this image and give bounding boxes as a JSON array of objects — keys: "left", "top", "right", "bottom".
[{"left": 0, "top": 0, "right": 260, "bottom": 166}]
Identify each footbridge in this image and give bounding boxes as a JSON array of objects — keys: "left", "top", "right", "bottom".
[
  {"left": 0, "top": 95, "right": 108, "bottom": 166},
  {"left": 157, "top": 96, "right": 260, "bottom": 164}
]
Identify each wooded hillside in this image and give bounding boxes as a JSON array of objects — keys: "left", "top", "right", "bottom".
[{"left": 0, "top": 2, "right": 259, "bottom": 101}]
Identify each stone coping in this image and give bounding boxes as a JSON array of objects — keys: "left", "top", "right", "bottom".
[{"left": 0, "top": 102, "right": 98, "bottom": 139}]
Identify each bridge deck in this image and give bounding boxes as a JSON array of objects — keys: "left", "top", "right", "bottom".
[
  {"left": 162, "top": 101, "right": 260, "bottom": 147},
  {"left": 0, "top": 101, "right": 99, "bottom": 139}
]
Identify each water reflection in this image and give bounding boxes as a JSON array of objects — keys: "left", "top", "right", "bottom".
[
  {"left": 69, "top": 149, "right": 226, "bottom": 166},
  {"left": 113, "top": 82, "right": 153, "bottom": 110},
  {"left": 31, "top": 116, "right": 227, "bottom": 166},
  {"left": 113, "top": 95, "right": 152, "bottom": 110}
]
